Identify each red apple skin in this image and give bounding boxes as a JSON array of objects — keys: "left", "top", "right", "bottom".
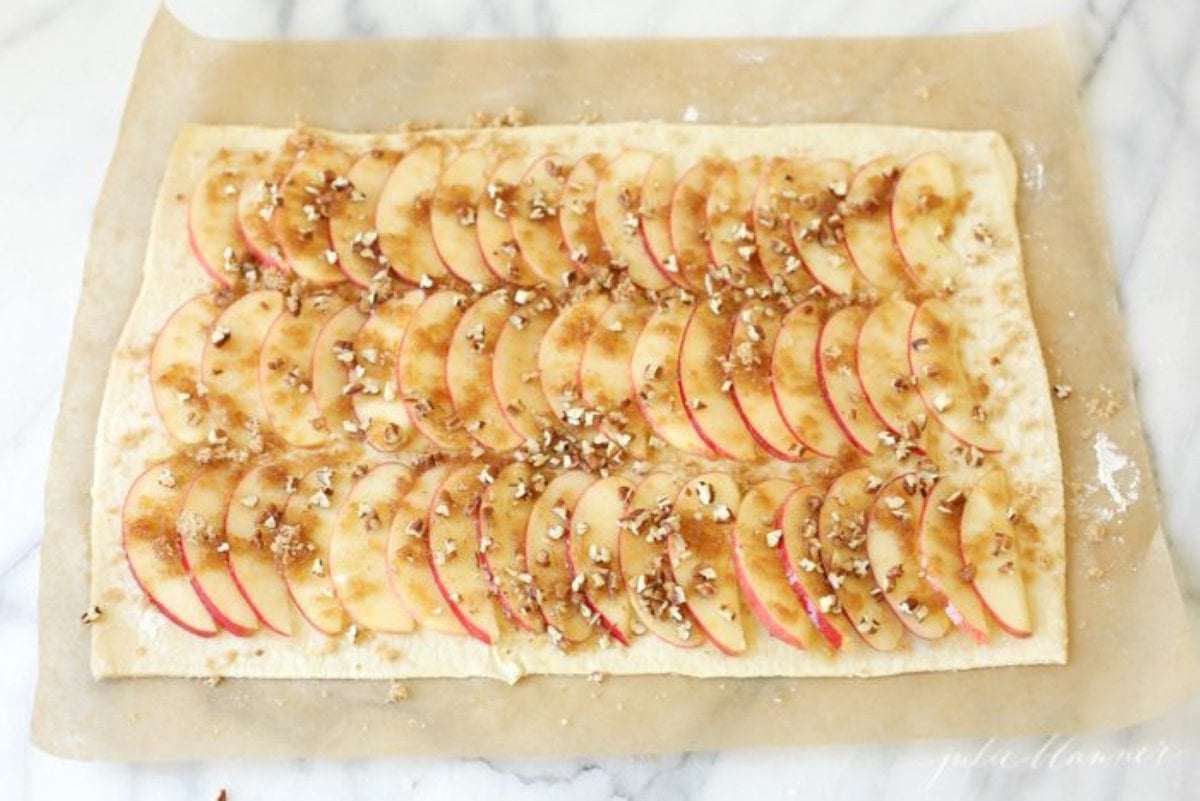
[
  {"left": 959, "top": 469, "right": 1033, "bottom": 638},
  {"left": 564, "top": 476, "right": 635, "bottom": 646},
  {"left": 775, "top": 487, "right": 847, "bottom": 651},
  {"left": 187, "top": 220, "right": 234, "bottom": 288},
  {"left": 916, "top": 480, "right": 990, "bottom": 645},
  {"left": 814, "top": 306, "right": 885, "bottom": 455},
  {"left": 224, "top": 462, "right": 295, "bottom": 637}
]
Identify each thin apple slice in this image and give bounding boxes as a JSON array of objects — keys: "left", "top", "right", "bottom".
[
  {"left": 122, "top": 461, "right": 217, "bottom": 637},
  {"left": 350, "top": 290, "right": 426, "bottom": 452},
  {"left": 396, "top": 290, "right": 472, "bottom": 450},
  {"left": 177, "top": 465, "right": 259, "bottom": 636},
  {"left": 918, "top": 479, "right": 990, "bottom": 643},
  {"left": 427, "top": 464, "right": 501, "bottom": 643},
  {"left": 816, "top": 305, "right": 887, "bottom": 455},
  {"left": 376, "top": 141, "right": 448, "bottom": 285},
  {"left": 844, "top": 156, "right": 910, "bottom": 291},
  {"left": 631, "top": 299, "right": 717, "bottom": 458},
  {"left": 857, "top": 298, "right": 926, "bottom": 447},
  {"left": 567, "top": 475, "right": 635, "bottom": 645},
  {"left": 386, "top": 463, "right": 465, "bottom": 635},
  {"left": 272, "top": 143, "right": 354, "bottom": 286},
  {"left": 329, "top": 462, "right": 416, "bottom": 633},
  {"left": 511, "top": 155, "right": 575, "bottom": 285},
  {"left": 771, "top": 303, "right": 846, "bottom": 457},
  {"left": 311, "top": 303, "right": 368, "bottom": 439},
  {"left": 258, "top": 292, "right": 344, "bottom": 448},
  {"left": 492, "top": 294, "right": 559, "bottom": 440},
  {"left": 579, "top": 300, "right": 656, "bottom": 458},
  {"left": 817, "top": 468, "right": 904, "bottom": 650},
  {"left": 431, "top": 149, "right": 498, "bottom": 286},
  {"left": 640, "top": 154, "right": 682, "bottom": 283},
  {"left": 909, "top": 299, "right": 1002, "bottom": 452},
  {"left": 201, "top": 289, "right": 284, "bottom": 447},
  {"left": 150, "top": 293, "right": 219, "bottom": 445},
  {"left": 679, "top": 304, "right": 761, "bottom": 461},
  {"left": 728, "top": 301, "right": 805, "bottom": 460},
  {"left": 753, "top": 158, "right": 811, "bottom": 293},
  {"left": 671, "top": 473, "right": 745, "bottom": 654},
  {"left": 595, "top": 150, "right": 671, "bottom": 290},
  {"left": 777, "top": 486, "right": 852, "bottom": 650},
  {"left": 446, "top": 290, "right": 525, "bottom": 451},
  {"left": 669, "top": 158, "right": 725, "bottom": 290},
  {"left": 236, "top": 155, "right": 284, "bottom": 271},
  {"left": 478, "top": 462, "right": 544, "bottom": 632},
  {"left": 279, "top": 464, "right": 352, "bottom": 635},
  {"left": 538, "top": 293, "right": 611, "bottom": 422},
  {"left": 618, "top": 472, "right": 703, "bottom": 648},
  {"left": 866, "top": 475, "right": 953, "bottom": 639},
  {"left": 732, "top": 478, "right": 818, "bottom": 649},
  {"left": 960, "top": 469, "right": 1032, "bottom": 637},
  {"left": 189, "top": 151, "right": 252, "bottom": 286},
  {"left": 477, "top": 157, "right": 541, "bottom": 286},
  {"left": 559, "top": 154, "right": 608, "bottom": 273},
  {"left": 788, "top": 159, "right": 858, "bottom": 295},
  {"left": 526, "top": 470, "right": 598, "bottom": 644},
  {"left": 705, "top": 157, "right": 765, "bottom": 284},
  {"left": 225, "top": 461, "right": 296, "bottom": 636},
  {"left": 892, "top": 152, "right": 962, "bottom": 288},
  {"left": 329, "top": 149, "right": 400, "bottom": 287}
]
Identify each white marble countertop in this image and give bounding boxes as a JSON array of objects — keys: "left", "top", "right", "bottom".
[{"left": 2, "top": 0, "right": 1197, "bottom": 798}]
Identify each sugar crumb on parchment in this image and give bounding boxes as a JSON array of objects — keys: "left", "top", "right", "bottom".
[
  {"left": 386, "top": 680, "right": 410, "bottom": 703},
  {"left": 470, "top": 106, "right": 529, "bottom": 128}
]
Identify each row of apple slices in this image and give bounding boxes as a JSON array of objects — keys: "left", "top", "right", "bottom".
[
  {"left": 189, "top": 139, "right": 965, "bottom": 295},
  {"left": 124, "top": 456, "right": 1032, "bottom": 651}
]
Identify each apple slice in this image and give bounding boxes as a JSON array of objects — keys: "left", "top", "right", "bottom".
[
  {"left": 511, "top": 155, "right": 575, "bottom": 285},
  {"left": 526, "top": 470, "right": 598, "bottom": 644},
  {"left": 732, "top": 478, "right": 819, "bottom": 649},
  {"left": 567, "top": 475, "right": 635, "bottom": 645},
  {"left": 446, "top": 290, "right": 525, "bottom": 452},
  {"left": 177, "top": 465, "right": 259, "bottom": 636},
  {"left": 329, "top": 149, "right": 400, "bottom": 287},
  {"left": 843, "top": 156, "right": 910, "bottom": 292},
  {"left": 236, "top": 155, "right": 284, "bottom": 272},
  {"left": 595, "top": 150, "right": 671, "bottom": 290},
  {"left": 225, "top": 461, "right": 296, "bottom": 636},
  {"left": 201, "top": 289, "right": 284, "bottom": 447},
  {"left": 960, "top": 469, "right": 1032, "bottom": 637},
  {"left": 771, "top": 303, "right": 846, "bottom": 457},
  {"left": 816, "top": 305, "right": 887, "bottom": 455},
  {"left": 728, "top": 301, "right": 805, "bottom": 460},
  {"left": 579, "top": 300, "right": 656, "bottom": 458},
  {"left": 669, "top": 158, "right": 725, "bottom": 290},
  {"left": 857, "top": 299, "right": 926, "bottom": 447},
  {"left": 311, "top": 303, "right": 368, "bottom": 439},
  {"left": 538, "top": 293, "right": 611, "bottom": 422},
  {"left": 150, "top": 293, "right": 219, "bottom": 445},
  {"left": 817, "top": 468, "right": 904, "bottom": 650},
  {"left": 777, "top": 486, "right": 852, "bottom": 650},
  {"left": 892, "top": 152, "right": 962, "bottom": 288},
  {"left": 753, "top": 158, "right": 812, "bottom": 293},
  {"left": 431, "top": 149, "right": 499, "bottom": 286},
  {"left": 865, "top": 475, "right": 953, "bottom": 639},
  {"left": 277, "top": 464, "right": 350, "bottom": 635},
  {"left": 350, "top": 290, "right": 426, "bottom": 452},
  {"left": 478, "top": 462, "right": 545, "bottom": 632},
  {"left": 329, "top": 462, "right": 416, "bottom": 633},
  {"left": 477, "top": 157, "right": 541, "bottom": 286},
  {"left": 427, "top": 464, "right": 501, "bottom": 643},
  {"left": 640, "top": 154, "right": 681, "bottom": 282},
  {"left": 788, "top": 159, "right": 858, "bottom": 295},
  {"left": 705, "top": 157, "right": 765, "bottom": 284},
  {"left": 385, "top": 463, "right": 465, "bottom": 635},
  {"left": 618, "top": 472, "right": 702, "bottom": 647},
  {"left": 492, "top": 294, "right": 559, "bottom": 441},
  {"left": 679, "top": 304, "right": 761, "bottom": 461},
  {"left": 909, "top": 299, "right": 1002, "bottom": 452},
  {"left": 396, "top": 290, "right": 472, "bottom": 450},
  {"left": 376, "top": 141, "right": 448, "bottom": 285},
  {"left": 258, "top": 292, "right": 345, "bottom": 448},
  {"left": 631, "top": 299, "right": 718, "bottom": 457},
  {"left": 271, "top": 143, "right": 354, "bottom": 286},
  {"left": 918, "top": 479, "right": 990, "bottom": 643},
  {"left": 671, "top": 473, "right": 745, "bottom": 654},
  {"left": 189, "top": 151, "right": 252, "bottom": 286},
  {"left": 559, "top": 154, "right": 608, "bottom": 273},
  {"left": 122, "top": 461, "right": 217, "bottom": 637}
]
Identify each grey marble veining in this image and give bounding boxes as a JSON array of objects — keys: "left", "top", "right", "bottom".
[{"left": 1, "top": 0, "right": 1197, "bottom": 798}]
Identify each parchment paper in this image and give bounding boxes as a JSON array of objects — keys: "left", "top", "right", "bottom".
[{"left": 32, "top": 7, "right": 1198, "bottom": 759}]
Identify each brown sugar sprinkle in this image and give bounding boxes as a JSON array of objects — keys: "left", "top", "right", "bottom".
[{"left": 386, "top": 681, "right": 411, "bottom": 703}]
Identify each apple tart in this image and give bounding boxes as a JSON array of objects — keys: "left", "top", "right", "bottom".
[{"left": 90, "top": 123, "right": 1066, "bottom": 682}]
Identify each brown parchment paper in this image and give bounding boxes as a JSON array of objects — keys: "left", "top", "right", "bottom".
[{"left": 32, "top": 7, "right": 1199, "bottom": 760}]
